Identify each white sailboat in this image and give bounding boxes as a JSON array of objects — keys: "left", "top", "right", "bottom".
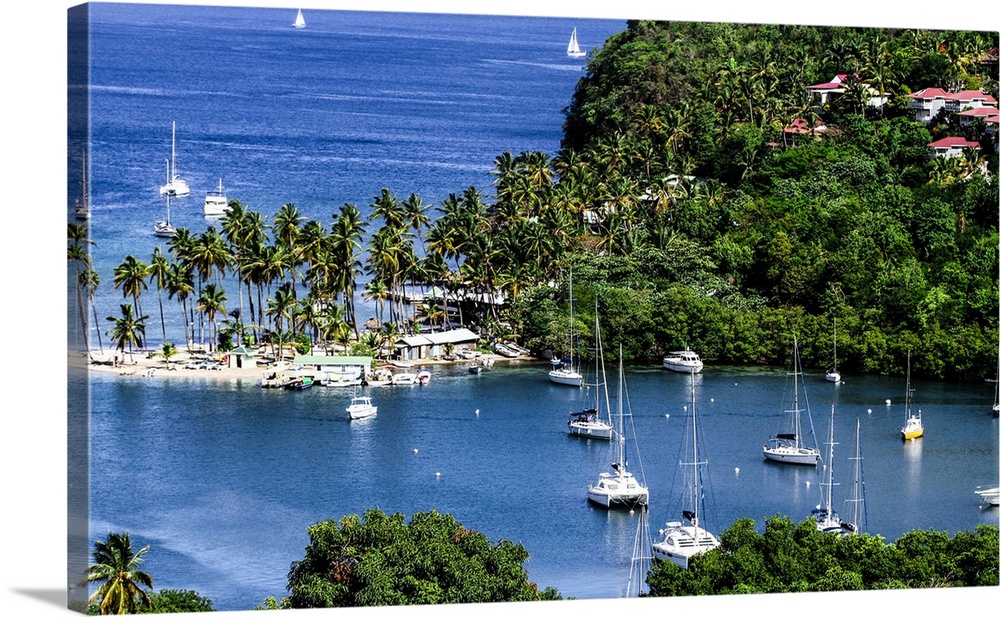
[
  {"left": 841, "top": 418, "right": 867, "bottom": 534},
  {"left": 826, "top": 318, "right": 841, "bottom": 383},
  {"left": 74, "top": 149, "right": 90, "bottom": 220},
  {"left": 651, "top": 368, "right": 720, "bottom": 568},
  {"left": 203, "top": 178, "right": 230, "bottom": 217},
  {"left": 900, "top": 351, "right": 924, "bottom": 440},
  {"left": 159, "top": 121, "right": 190, "bottom": 197},
  {"left": 813, "top": 405, "right": 847, "bottom": 533},
  {"left": 154, "top": 159, "right": 176, "bottom": 238},
  {"left": 587, "top": 346, "right": 649, "bottom": 509},
  {"left": 293, "top": 8, "right": 306, "bottom": 28},
  {"left": 763, "top": 335, "right": 821, "bottom": 465},
  {"left": 566, "top": 27, "right": 586, "bottom": 58},
  {"left": 549, "top": 271, "right": 583, "bottom": 387},
  {"left": 568, "top": 305, "right": 613, "bottom": 440}
]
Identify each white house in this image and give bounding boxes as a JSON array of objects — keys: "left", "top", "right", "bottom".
[
  {"left": 907, "top": 87, "right": 951, "bottom": 122},
  {"left": 395, "top": 328, "right": 480, "bottom": 361},
  {"left": 927, "top": 136, "right": 981, "bottom": 159},
  {"left": 944, "top": 89, "right": 998, "bottom": 113},
  {"left": 807, "top": 74, "right": 887, "bottom": 108},
  {"left": 956, "top": 106, "right": 1000, "bottom": 131}
]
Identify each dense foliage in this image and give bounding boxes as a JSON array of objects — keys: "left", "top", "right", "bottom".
[
  {"left": 83, "top": 532, "right": 154, "bottom": 615},
  {"left": 276, "top": 508, "right": 561, "bottom": 608},
  {"left": 73, "top": 21, "right": 999, "bottom": 382},
  {"left": 645, "top": 516, "right": 999, "bottom": 595}
]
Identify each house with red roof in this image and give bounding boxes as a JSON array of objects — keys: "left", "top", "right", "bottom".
[
  {"left": 806, "top": 74, "right": 887, "bottom": 109},
  {"left": 927, "top": 136, "right": 981, "bottom": 158},
  {"left": 944, "top": 90, "right": 998, "bottom": 113},
  {"left": 907, "top": 88, "right": 951, "bottom": 122},
  {"left": 907, "top": 88, "right": 997, "bottom": 123},
  {"left": 956, "top": 107, "right": 1000, "bottom": 133}
]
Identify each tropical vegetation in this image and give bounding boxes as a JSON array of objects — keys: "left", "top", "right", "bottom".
[
  {"left": 262, "top": 508, "right": 562, "bottom": 608},
  {"left": 83, "top": 532, "right": 155, "bottom": 615},
  {"left": 645, "top": 517, "right": 999, "bottom": 595},
  {"left": 71, "top": 23, "right": 998, "bottom": 382}
]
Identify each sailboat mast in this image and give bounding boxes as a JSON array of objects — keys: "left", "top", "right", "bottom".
[
  {"left": 848, "top": 418, "right": 864, "bottom": 533},
  {"left": 823, "top": 406, "right": 836, "bottom": 512},
  {"left": 171, "top": 120, "right": 177, "bottom": 180},
  {"left": 793, "top": 336, "right": 802, "bottom": 449},
  {"left": 690, "top": 370, "right": 700, "bottom": 530},
  {"left": 832, "top": 318, "right": 838, "bottom": 372},
  {"left": 164, "top": 159, "right": 172, "bottom": 225}
]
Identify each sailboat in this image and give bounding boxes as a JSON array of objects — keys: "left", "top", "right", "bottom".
[
  {"left": 203, "top": 178, "right": 230, "bottom": 217},
  {"left": 159, "top": 121, "right": 190, "bottom": 197},
  {"left": 293, "top": 8, "right": 306, "bottom": 28},
  {"left": 566, "top": 27, "right": 586, "bottom": 58},
  {"left": 992, "top": 337, "right": 999, "bottom": 418},
  {"left": 74, "top": 149, "right": 90, "bottom": 220},
  {"left": 587, "top": 346, "right": 649, "bottom": 509},
  {"left": 826, "top": 318, "right": 841, "bottom": 383},
  {"left": 154, "top": 159, "right": 177, "bottom": 238},
  {"left": 812, "top": 405, "right": 847, "bottom": 533},
  {"left": 763, "top": 335, "right": 821, "bottom": 465},
  {"left": 651, "top": 368, "right": 720, "bottom": 568},
  {"left": 568, "top": 304, "right": 613, "bottom": 440},
  {"left": 549, "top": 271, "right": 584, "bottom": 387},
  {"left": 626, "top": 506, "right": 654, "bottom": 597},
  {"left": 841, "top": 418, "right": 867, "bottom": 534},
  {"left": 900, "top": 351, "right": 924, "bottom": 440}
]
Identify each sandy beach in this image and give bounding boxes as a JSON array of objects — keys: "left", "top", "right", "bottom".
[{"left": 72, "top": 347, "right": 521, "bottom": 384}]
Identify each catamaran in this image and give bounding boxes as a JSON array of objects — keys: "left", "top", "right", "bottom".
[
  {"left": 203, "top": 178, "right": 229, "bottom": 217},
  {"left": 651, "top": 369, "right": 720, "bottom": 568},
  {"left": 159, "top": 121, "right": 190, "bottom": 197},
  {"left": 587, "top": 347, "right": 649, "bottom": 509}
]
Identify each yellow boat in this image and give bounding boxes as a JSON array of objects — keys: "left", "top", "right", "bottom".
[{"left": 900, "top": 352, "right": 924, "bottom": 440}]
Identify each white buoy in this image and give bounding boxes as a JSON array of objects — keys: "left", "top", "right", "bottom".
[
  {"left": 665, "top": 413, "right": 670, "bottom": 418},
  {"left": 435, "top": 472, "right": 441, "bottom": 477},
  {"left": 806, "top": 480, "right": 811, "bottom": 487},
  {"left": 886, "top": 399, "right": 891, "bottom": 405},
  {"left": 867, "top": 408, "right": 872, "bottom": 414},
  {"left": 413, "top": 448, "right": 419, "bottom": 454},
  {"left": 710, "top": 398, "right": 715, "bottom": 403},
  {"left": 735, "top": 467, "right": 740, "bottom": 474},
  {"left": 475, "top": 409, "right": 480, "bottom": 415}
]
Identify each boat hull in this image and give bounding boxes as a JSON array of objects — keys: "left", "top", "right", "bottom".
[
  {"left": 347, "top": 406, "right": 377, "bottom": 419},
  {"left": 651, "top": 525, "right": 719, "bottom": 569},
  {"left": 548, "top": 369, "right": 583, "bottom": 387},
  {"left": 976, "top": 487, "right": 999, "bottom": 507},
  {"left": 826, "top": 371, "right": 841, "bottom": 383},
  {"left": 587, "top": 471, "right": 648, "bottom": 509},
  {"left": 762, "top": 445, "right": 820, "bottom": 465},
  {"left": 568, "top": 420, "right": 613, "bottom": 440}
]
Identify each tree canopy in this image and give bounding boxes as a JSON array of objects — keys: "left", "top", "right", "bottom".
[{"left": 279, "top": 508, "right": 561, "bottom": 608}]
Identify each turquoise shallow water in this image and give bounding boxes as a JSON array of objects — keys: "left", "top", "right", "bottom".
[{"left": 82, "top": 362, "right": 999, "bottom": 610}]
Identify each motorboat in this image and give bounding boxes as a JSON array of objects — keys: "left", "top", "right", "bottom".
[
  {"left": 494, "top": 343, "right": 520, "bottom": 358},
  {"left": 364, "top": 368, "right": 394, "bottom": 387},
  {"left": 763, "top": 335, "right": 821, "bottom": 466},
  {"left": 468, "top": 364, "right": 483, "bottom": 375},
  {"left": 900, "top": 351, "right": 924, "bottom": 440},
  {"left": 662, "top": 348, "right": 703, "bottom": 373},
  {"left": 159, "top": 121, "right": 190, "bottom": 197},
  {"left": 203, "top": 178, "right": 230, "bottom": 217},
  {"left": 284, "top": 375, "right": 314, "bottom": 390},
  {"left": 392, "top": 372, "right": 419, "bottom": 385},
  {"left": 975, "top": 486, "right": 999, "bottom": 507},
  {"left": 568, "top": 305, "right": 613, "bottom": 440},
  {"left": 651, "top": 369, "right": 720, "bottom": 568},
  {"left": 346, "top": 395, "right": 377, "bottom": 420},
  {"left": 456, "top": 349, "right": 480, "bottom": 360},
  {"left": 417, "top": 369, "right": 431, "bottom": 384},
  {"left": 322, "top": 372, "right": 363, "bottom": 388},
  {"left": 587, "top": 347, "right": 649, "bottom": 509}
]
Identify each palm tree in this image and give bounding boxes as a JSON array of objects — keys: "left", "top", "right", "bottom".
[
  {"left": 166, "top": 262, "right": 195, "bottom": 351},
  {"left": 84, "top": 531, "right": 154, "bottom": 615},
  {"left": 148, "top": 247, "right": 171, "bottom": 344},
  {"left": 112, "top": 255, "right": 149, "bottom": 317},
  {"left": 68, "top": 230, "right": 92, "bottom": 355},
  {"left": 79, "top": 267, "right": 104, "bottom": 353},
  {"left": 106, "top": 303, "right": 148, "bottom": 365},
  {"left": 197, "top": 283, "right": 227, "bottom": 352}
]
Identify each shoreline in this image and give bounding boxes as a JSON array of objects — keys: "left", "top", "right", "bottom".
[{"left": 73, "top": 348, "right": 528, "bottom": 383}]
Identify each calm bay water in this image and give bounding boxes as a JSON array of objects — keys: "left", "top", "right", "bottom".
[
  {"left": 73, "top": 4, "right": 999, "bottom": 613},
  {"left": 84, "top": 361, "right": 998, "bottom": 610}
]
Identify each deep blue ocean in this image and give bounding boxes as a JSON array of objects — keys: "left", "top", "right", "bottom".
[{"left": 72, "top": 3, "right": 999, "bottom": 613}]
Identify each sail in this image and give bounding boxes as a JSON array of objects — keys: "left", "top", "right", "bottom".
[
  {"left": 567, "top": 28, "right": 584, "bottom": 57},
  {"left": 293, "top": 9, "right": 306, "bottom": 28}
]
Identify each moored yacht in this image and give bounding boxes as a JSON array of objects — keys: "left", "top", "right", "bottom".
[
  {"left": 662, "top": 348, "right": 703, "bottom": 373},
  {"left": 203, "top": 178, "right": 229, "bottom": 217},
  {"left": 568, "top": 307, "right": 613, "bottom": 440},
  {"left": 763, "top": 336, "right": 821, "bottom": 466}
]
